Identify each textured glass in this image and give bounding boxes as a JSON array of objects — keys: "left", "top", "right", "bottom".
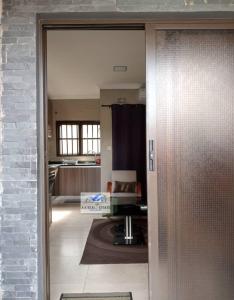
[
  {"left": 67, "top": 125, "right": 72, "bottom": 138},
  {"left": 72, "top": 140, "right": 78, "bottom": 154},
  {"left": 154, "top": 30, "right": 234, "bottom": 300},
  {"left": 88, "top": 125, "right": 93, "bottom": 138},
  {"left": 72, "top": 125, "right": 78, "bottom": 139},
  {"left": 61, "top": 125, "right": 67, "bottom": 138},
  {"left": 83, "top": 125, "right": 87, "bottom": 138},
  {"left": 62, "top": 140, "right": 67, "bottom": 155},
  {"left": 83, "top": 139, "right": 88, "bottom": 154},
  {"left": 67, "top": 139, "right": 72, "bottom": 155}
]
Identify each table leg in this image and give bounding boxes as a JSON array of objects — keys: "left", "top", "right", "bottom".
[
  {"left": 113, "top": 216, "right": 145, "bottom": 246},
  {"left": 125, "top": 216, "right": 133, "bottom": 242}
]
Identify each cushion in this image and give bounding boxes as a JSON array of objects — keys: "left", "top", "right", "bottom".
[{"left": 113, "top": 181, "right": 136, "bottom": 193}]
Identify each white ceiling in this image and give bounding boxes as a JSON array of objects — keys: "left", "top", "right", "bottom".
[{"left": 47, "top": 30, "right": 145, "bottom": 100}]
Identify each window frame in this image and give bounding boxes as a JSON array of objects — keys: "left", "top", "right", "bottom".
[{"left": 56, "top": 120, "right": 100, "bottom": 156}]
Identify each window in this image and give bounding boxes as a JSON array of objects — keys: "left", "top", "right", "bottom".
[{"left": 56, "top": 121, "right": 100, "bottom": 156}]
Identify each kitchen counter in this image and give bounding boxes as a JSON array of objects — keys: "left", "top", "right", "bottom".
[
  {"left": 49, "top": 164, "right": 63, "bottom": 169},
  {"left": 51, "top": 163, "right": 101, "bottom": 196},
  {"left": 49, "top": 163, "right": 101, "bottom": 169},
  {"left": 59, "top": 164, "right": 101, "bottom": 168}
]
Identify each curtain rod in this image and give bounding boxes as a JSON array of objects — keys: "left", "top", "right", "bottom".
[{"left": 101, "top": 104, "right": 145, "bottom": 108}]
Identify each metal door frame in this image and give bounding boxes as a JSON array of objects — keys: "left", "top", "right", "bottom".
[{"left": 37, "top": 12, "right": 234, "bottom": 299}]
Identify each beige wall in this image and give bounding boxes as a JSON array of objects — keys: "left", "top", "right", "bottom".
[
  {"left": 48, "top": 99, "right": 100, "bottom": 160},
  {"left": 100, "top": 89, "right": 142, "bottom": 191}
]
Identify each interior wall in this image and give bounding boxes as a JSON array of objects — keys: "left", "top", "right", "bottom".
[
  {"left": 48, "top": 99, "right": 100, "bottom": 160},
  {"left": 100, "top": 89, "right": 144, "bottom": 191}
]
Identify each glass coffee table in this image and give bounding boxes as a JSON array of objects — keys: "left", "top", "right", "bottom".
[{"left": 108, "top": 195, "right": 147, "bottom": 246}]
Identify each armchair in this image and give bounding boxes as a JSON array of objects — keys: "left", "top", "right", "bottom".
[{"left": 107, "top": 170, "right": 141, "bottom": 196}]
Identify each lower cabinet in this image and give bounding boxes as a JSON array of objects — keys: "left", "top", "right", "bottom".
[{"left": 55, "top": 167, "right": 101, "bottom": 196}]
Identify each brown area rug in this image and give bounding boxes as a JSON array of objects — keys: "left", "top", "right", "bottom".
[{"left": 80, "top": 218, "right": 148, "bottom": 264}]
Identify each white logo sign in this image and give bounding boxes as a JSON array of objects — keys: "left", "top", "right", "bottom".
[{"left": 81, "top": 193, "right": 111, "bottom": 214}]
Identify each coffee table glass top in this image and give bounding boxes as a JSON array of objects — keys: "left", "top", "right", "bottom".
[{"left": 109, "top": 196, "right": 147, "bottom": 217}]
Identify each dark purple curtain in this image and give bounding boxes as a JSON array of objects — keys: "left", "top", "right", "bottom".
[{"left": 112, "top": 104, "right": 147, "bottom": 201}]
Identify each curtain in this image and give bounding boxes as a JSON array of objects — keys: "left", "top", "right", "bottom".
[{"left": 112, "top": 104, "right": 147, "bottom": 201}]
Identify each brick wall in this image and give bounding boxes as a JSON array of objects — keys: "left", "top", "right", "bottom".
[{"left": 1, "top": 0, "right": 234, "bottom": 299}]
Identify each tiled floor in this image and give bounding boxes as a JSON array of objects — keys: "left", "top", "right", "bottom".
[{"left": 50, "top": 205, "right": 149, "bottom": 300}]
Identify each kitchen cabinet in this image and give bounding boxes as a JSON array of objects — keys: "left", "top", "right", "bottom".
[
  {"left": 49, "top": 166, "right": 58, "bottom": 225},
  {"left": 55, "top": 166, "right": 101, "bottom": 196}
]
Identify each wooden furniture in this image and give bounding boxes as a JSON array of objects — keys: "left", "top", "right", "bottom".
[
  {"left": 55, "top": 166, "right": 101, "bottom": 196},
  {"left": 48, "top": 167, "right": 58, "bottom": 225}
]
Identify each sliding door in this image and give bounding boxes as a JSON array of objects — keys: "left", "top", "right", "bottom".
[{"left": 146, "top": 26, "right": 234, "bottom": 300}]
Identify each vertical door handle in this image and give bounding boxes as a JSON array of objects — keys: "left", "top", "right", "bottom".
[{"left": 149, "top": 139, "right": 155, "bottom": 171}]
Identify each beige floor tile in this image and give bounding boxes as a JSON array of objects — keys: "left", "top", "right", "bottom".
[
  {"left": 50, "top": 204, "right": 149, "bottom": 299},
  {"left": 50, "top": 284, "right": 84, "bottom": 300},
  {"left": 50, "top": 239, "right": 85, "bottom": 258},
  {"left": 50, "top": 229, "right": 90, "bottom": 241},
  {"left": 85, "top": 264, "right": 148, "bottom": 285},
  {"left": 50, "top": 257, "right": 88, "bottom": 284}
]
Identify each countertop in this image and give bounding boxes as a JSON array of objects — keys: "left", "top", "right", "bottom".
[
  {"left": 59, "top": 164, "right": 101, "bottom": 168},
  {"left": 49, "top": 163, "right": 101, "bottom": 169}
]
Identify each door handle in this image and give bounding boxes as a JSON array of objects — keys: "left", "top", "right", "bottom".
[{"left": 149, "top": 139, "right": 155, "bottom": 171}]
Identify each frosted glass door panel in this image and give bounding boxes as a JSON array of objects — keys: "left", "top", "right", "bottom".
[{"left": 152, "top": 30, "right": 234, "bottom": 300}]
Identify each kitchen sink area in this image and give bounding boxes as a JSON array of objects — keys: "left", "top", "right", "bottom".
[{"left": 49, "top": 160, "right": 100, "bottom": 168}]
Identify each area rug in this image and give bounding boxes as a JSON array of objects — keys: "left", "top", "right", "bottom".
[
  {"left": 80, "top": 218, "right": 148, "bottom": 264},
  {"left": 60, "top": 292, "right": 132, "bottom": 300}
]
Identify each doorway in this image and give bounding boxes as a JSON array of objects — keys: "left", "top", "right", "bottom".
[
  {"left": 38, "top": 15, "right": 234, "bottom": 300},
  {"left": 46, "top": 27, "right": 148, "bottom": 300}
]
